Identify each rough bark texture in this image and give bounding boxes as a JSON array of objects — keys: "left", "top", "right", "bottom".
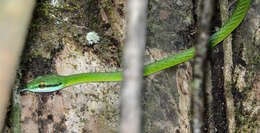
[
  {"left": 232, "top": 1, "right": 260, "bottom": 132},
  {"left": 3, "top": 0, "right": 260, "bottom": 133},
  {"left": 210, "top": 0, "right": 260, "bottom": 132},
  {"left": 143, "top": 0, "right": 194, "bottom": 132},
  {"left": 18, "top": 0, "right": 125, "bottom": 132},
  {"left": 220, "top": 0, "right": 236, "bottom": 132}
]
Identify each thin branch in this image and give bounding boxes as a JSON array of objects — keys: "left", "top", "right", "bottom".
[
  {"left": 220, "top": 0, "right": 236, "bottom": 132},
  {"left": 192, "top": 0, "right": 214, "bottom": 132},
  {"left": 120, "top": 0, "right": 147, "bottom": 132}
]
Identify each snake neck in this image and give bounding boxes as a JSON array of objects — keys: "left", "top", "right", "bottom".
[
  {"left": 62, "top": 72, "right": 123, "bottom": 87},
  {"left": 209, "top": 0, "right": 251, "bottom": 48}
]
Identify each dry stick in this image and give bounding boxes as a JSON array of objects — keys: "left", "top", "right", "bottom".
[
  {"left": 204, "top": 62, "right": 214, "bottom": 133},
  {"left": 219, "top": 0, "right": 236, "bottom": 132},
  {"left": 120, "top": 0, "right": 147, "bottom": 132},
  {"left": 192, "top": 0, "right": 214, "bottom": 132}
]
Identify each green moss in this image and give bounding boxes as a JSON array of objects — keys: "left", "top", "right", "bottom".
[
  {"left": 6, "top": 69, "right": 23, "bottom": 132},
  {"left": 29, "top": 23, "right": 40, "bottom": 29},
  {"left": 234, "top": 88, "right": 259, "bottom": 133},
  {"left": 90, "top": 109, "right": 96, "bottom": 113},
  {"left": 9, "top": 104, "right": 21, "bottom": 132},
  {"left": 71, "top": 105, "right": 77, "bottom": 109}
]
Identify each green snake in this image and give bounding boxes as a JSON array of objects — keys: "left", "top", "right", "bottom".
[{"left": 21, "top": 0, "right": 251, "bottom": 93}]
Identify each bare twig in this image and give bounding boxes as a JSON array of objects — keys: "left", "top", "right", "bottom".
[
  {"left": 219, "top": 0, "right": 236, "bottom": 132},
  {"left": 192, "top": 0, "right": 214, "bottom": 132},
  {"left": 120, "top": 0, "right": 147, "bottom": 132},
  {"left": 204, "top": 62, "right": 215, "bottom": 133}
]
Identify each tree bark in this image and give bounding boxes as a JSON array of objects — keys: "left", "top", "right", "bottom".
[{"left": 3, "top": 0, "right": 260, "bottom": 132}]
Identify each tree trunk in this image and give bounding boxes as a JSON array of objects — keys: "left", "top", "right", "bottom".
[{"left": 4, "top": 0, "right": 260, "bottom": 132}]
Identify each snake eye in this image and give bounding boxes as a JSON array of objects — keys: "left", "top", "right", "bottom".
[{"left": 38, "top": 83, "right": 46, "bottom": 89}]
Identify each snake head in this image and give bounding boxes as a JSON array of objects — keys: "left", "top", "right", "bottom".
[{"left": 21, "top": 74, "right": 65, "bottom": 93}]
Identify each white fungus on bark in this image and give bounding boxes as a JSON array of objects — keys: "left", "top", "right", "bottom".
[{"left": 86, "top": 31, "right": 100, "bottom": 45}]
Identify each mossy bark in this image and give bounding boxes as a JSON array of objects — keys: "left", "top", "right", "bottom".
[
  {"left": 5, "top": 0, "right": 260, "bottom": 132},
  {"left": 231, "top": 0, "right": 260, "bottom": 132}
]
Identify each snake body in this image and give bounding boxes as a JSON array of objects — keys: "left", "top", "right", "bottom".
[{"left": 22, "top": 0, "right": 251, "bottom": 92}]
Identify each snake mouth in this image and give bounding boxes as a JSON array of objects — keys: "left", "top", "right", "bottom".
[{"left": 20, "top": 88, "right": 29, "bottom": 93}]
